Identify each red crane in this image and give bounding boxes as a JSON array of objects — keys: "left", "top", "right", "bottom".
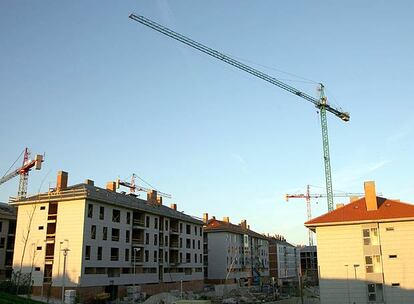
[{"left": 0, "top": 148, "right": 44, "bottom": 198}]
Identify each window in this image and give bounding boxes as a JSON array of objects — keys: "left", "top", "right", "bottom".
[
  {"left": 126, "top": 230, "right": 130, "bottom": 243},
  {"left": 37, "top": 246, "right": 42, "bottom": 250},
  {"left": 192, "top": 239, "right": 195, "bottom": 249},
  {"left": 200, "top": 253, "right": 202, "bottom": 263},
  {"left": 186, "top": 239, "right": 191, "bottom": 249},
  {"left": 165, "top": 235, "right": 168, "bottom": 247},
  {"left": 103, "top": 227, "right": 108, "bottom": 240},
  {"left": 0, "top": 238, "right": 5, "bottom": 248},
  {"left": 85, "top": 246, "right": 91, "bottom": 260},
  {"left": 40, "top": 206, "right": 46, "bottom": 210},
  {"left": 112, "top": 209, "right": 120, "bottom": 222},
  {"left": 126, "top": 212, "right": 131, "bottom": 224},
  {"left": 200, "top": 227, "right": 202, "bottom": 236},
  {"left": 112, "top": 228, "right": 120, "bottom": 241},
  {"left": 198, "top": 240, "right": 200, "bottom": 250},
  {"left": 125, "top": 248, "right": 130, "bottom": 261},
  {"left": 145, "top": 250, "right": 149, "bottom": 262},
  {"left": 194, "top": 226, "right": 197, "bottom": 235},
  {"left": 146, "top": 216, "right": 150, "bottom": 228},
  {"left": 179, "top": 223, "right": 183, "bottom": 233},
  {"left": 111, "top": 248, "right": 119, "bottom": 261},
  {"left": 179, "top": 238, "right": 183, "bottom": 248},
  {"left": 154, "top": 234, "right": 158, "bottom": 245},
  {"left": 97, "top": 247, "right": 102, "bottom": 260},
  {"left": 180, "top": 252, "right": 183, "bottom": 263},
  {"left": 165, "top": 251, "right": 168, "bottom": 263},
  {"left": 386, "top": 227, "right": 394, "bottom": 231},
  {"left": 186, "top": 224, "right": 191, "bottom": 234},
  {"left": 392, "top": 283, "right": 400, "bottom": 287},
  {"left": 99, "top": 206, "right": 104, "bottom": 220},
  {"left": 91, "top": 225, "right": 96, "bottom": 239},
  {"left": 389, "top": 255, "right": 397, "bottom": 259},
  {"left": 367, "top": 283, "right": 383, "bottom": 302},
  {"left": 154, "top": 250, "right": 157, "bottom": 262},
  {"left": 38, "top": 226, "right": 44, "bottom": 230},
  {"left": 165, "top": 220, "right": 169, "bottom": 231},
  {"left": 87, "top": 204, "right": 93, "bottom": 218},
  {"left": 363, "top": 228, "right": 379, "bottom": 245},
  {"left": 195, "top": 253, "right": 197, "bottom": 263},
  {"left": 154, "top": 218, "right": 158, "bottom": 229},
  {"left": 186, "top": 253, "right": 191, "bottom": 263},
  {"left": 35, "top": 267, "right": 41, "bottom": 271},
  {"left": 145, "top": 233, "right": 150, "bottom": 245},
  {"left": 0, "top": 222, "right": 2, "bottom": 232}
]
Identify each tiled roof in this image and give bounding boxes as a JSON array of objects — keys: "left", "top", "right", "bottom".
[
  {"left": 305, "top": 197, "right": 414, "bottom": 227},
  {"left": 204, "top": 218, "right": 268, "bottom": 240}
]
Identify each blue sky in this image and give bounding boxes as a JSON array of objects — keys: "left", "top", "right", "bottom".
[{"left": 1, "top": 1, "right": 413, "bottom": 244}]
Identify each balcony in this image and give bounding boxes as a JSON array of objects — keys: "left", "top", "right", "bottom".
[
  {"left": 132, "top": 238, "right": 144, "bottom": 246},
  {"left": 170, "top": 242, "right": 179, "bottom": 249},
  {"left": 133, "top": 219, "right": 145, "bottom": 227},
  {"left": 170, "top": 227, "right": 179, "bottom": 234}
]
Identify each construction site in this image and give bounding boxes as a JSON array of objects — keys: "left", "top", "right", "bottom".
[{"left": 1, "top": 2, "right": 413, "bottom": 304}]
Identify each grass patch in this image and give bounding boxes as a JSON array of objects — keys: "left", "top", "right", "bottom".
[{"left": 0, "top": 292, "right": 44, "bottom": 304}]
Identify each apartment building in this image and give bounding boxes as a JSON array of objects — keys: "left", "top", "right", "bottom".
[
  {"left": 298, "top": 245, "right": 318, "bottom": 286},
  {"left": 0, "top": 203, "right": 16, "bottom": 280},
  {"left": 305, "top": 181, "right": 414, "bottom": 304},
  {"left": 203, "top": 214, "right": 269, "bottom": 285},
  {"left": 268, "top": 235, "right": 300, "bottom": 288},
  {"left": 11, "top": 171, "right": 204, "bottom": 300}
]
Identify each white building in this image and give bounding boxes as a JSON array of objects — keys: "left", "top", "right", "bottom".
[
  {"left": 305, "top": 181, "right": 414, "bottom": 304},
  {"left": 11, "top": 171, "right": 204, "bottom": 301},
  {"left": 203, "top": 215, "right": 269, "bottom": 285}
]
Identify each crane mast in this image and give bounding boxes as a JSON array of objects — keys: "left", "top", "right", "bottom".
[{"left": 129, "top": 13, "right": 350, "bottom": 211}]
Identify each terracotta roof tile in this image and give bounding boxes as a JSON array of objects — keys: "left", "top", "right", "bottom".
[
  {"left": 305, "top": 197, "right": 414, "bottom": 227},
  {"left": 204, "top": 219, "right": 267, "bottom": 240}
]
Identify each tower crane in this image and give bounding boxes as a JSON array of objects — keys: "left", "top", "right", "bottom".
[
  {"left": 285, "top": 185, "right": 364, "bottom": 245},
  {"left": 0, "top": 148, "right": 44, "bottom": 198},
  {"left": 116, "top": 173, "right": 172, "bottom": 199},
  {"left": 129, "top": 13, "right": 350, "bottom": 211}
]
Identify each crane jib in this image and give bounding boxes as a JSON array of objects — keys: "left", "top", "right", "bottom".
[{"left": 129, "top": 14, "right": 349, "bottom": 122}]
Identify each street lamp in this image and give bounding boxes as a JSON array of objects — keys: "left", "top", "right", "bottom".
[
  {"left": 61, "top": 246, "right": 70, "bottom": 304},
  {"left": 344, "top": 264, "right": 351, "bottom": 304},
  {"left": 353, "top": 264, "right": 360, "bottom": 280}
]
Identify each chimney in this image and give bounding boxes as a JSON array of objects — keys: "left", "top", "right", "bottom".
[
  {"left": 106, "top": 181, "right": 116, "bottom": 192},
  {"left": 223, "top": 216, "right": 230, "bottom": 223},
  {"left": 156, "top": 196, "right": 163, "bottom": 205},
  {"left": 203, "top": 213, "right": 209, "bottom": 223},
  {"left": 170, "top": 203, "right": 177, "bottom": 210},
  {"left": 56, "top": 171, "right": 68, "bottom": 191},
  {"left": 240, "top": 219, "right": 247, "bottom": 229},
  {"left": 212, "top": 216, "right": 216, "bottom": 220},
  {"left": 247, "top": 225, "right": 250, "bottom": 230},
  {"left": 364, "top": 181, "right": 378, "bottom": 211},
  {"left": 350, "top": 196, "right": 359, "bottom": 203},
  {"left": 147, "top": 190, "right": 158, "bottom": 204},
  {"left": 336, "top": 203, "right": 344, "bottom": 209},
  {"left": 84, "top": 179, "right": 94, "bottom": 186}
]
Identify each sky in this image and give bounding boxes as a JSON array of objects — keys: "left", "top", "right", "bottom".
[{"left": 1, "top": 1, "right": 413, "bottom": 245}]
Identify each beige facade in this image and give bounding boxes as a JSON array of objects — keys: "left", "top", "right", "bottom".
[
  {"left": 306, "top": 181, "right": 414, "bottom": 304},
  {"left": 11, "top": 171, "right": 204, "bottom": 299}
]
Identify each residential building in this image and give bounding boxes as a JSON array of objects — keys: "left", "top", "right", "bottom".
[
  {"left": 0, "top": 202, "right": 16, "bottom": 280},
  {"left": 11, "top": 171, "right": 204, "bottom": 301},
  {"left": 268, "top": 235, "right": 300, "bottom": 288},
  {"left": 203, "top": 214, "right": 269, "bottom": 285},
  {"left": 298, "top": 245, "right": 318, "bottom": 286},
  {"left": 305, "top": 181, "right": 414, "bottom": 304}
]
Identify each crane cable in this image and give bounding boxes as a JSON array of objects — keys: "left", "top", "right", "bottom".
[{"left": 1, "top": 149, "right": 25, "bottom": 179}]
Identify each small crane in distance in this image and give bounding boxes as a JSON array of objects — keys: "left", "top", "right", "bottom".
[
  {"left": 129, "top": 13, "right": 350, "bottom": 212},
  {"left": 285, "top": 185, "right": 364, "bottom": 245},
  {"left": 0, "top": 147, "right": 44, "bottom": 199},
  {"left": 116, "top": 173, "right": 172, "bottom": 199}
]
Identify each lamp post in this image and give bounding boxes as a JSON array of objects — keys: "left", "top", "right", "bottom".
[
  {"left": 344, "top": 264, "right": 351, "bottom": 304},
  {"left": 353, "top": 264, "right": 360, "bottom": 280},
  {"left": 61, "top": 247, "right": 70, "bottom": 304}
]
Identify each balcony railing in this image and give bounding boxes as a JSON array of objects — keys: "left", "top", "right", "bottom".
[
  {"left": 132, "top": 238, "right": 144, "bottom": 245},
  {"left": 133, "top": 219, "right": 145, "bottom": 227}
]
